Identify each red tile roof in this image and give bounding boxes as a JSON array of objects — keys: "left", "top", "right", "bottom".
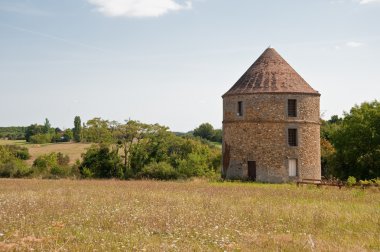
[{"left": 223, "top": 48, "right": 320, "bottom": 97}]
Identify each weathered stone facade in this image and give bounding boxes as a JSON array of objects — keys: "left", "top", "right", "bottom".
[{"left": 222, "top": 48, "right": 321, "bottom": 182}]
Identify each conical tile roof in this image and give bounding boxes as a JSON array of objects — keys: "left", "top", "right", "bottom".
[{"left": 223, "top": 48, "right": 319, "bottom": 97}]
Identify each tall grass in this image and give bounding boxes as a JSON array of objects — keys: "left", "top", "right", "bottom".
[{"left": 0, "top": 179, "right": 379, "bottom": 251}]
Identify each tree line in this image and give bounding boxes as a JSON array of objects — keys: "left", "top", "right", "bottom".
[
  {"left": 0, "top": 127, "right": 26, "bottom": 140},
  {"left": 321, "top": 100, "right": 380, "bottom": 180},
  {"left": 0, "top": 118, "right": 222, "bottom": 180},
  {"left": 75, "top": 118, "right": 222, "bottom": 179}
]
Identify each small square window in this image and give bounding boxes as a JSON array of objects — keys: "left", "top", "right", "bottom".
[
  {"left": 288, "top": 99, "right": 297, "bottom": 117},
  {"left": 237, "top": 101, "right": 243, "bottom": 116},
  {"left": 288, "top": 128, "right": 297, "bottom": 146}
]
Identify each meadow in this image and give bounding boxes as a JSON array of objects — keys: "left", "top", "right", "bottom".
[
  {"left": 0, "top": 179, "right": 379, "bottom": 251},
  {"left": 0, "top": 140, "right": 91, "bottom": 165}
]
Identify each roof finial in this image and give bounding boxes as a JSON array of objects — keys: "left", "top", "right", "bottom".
[{"left": 268, "top": 45, "right": 272, "bottom": 49}]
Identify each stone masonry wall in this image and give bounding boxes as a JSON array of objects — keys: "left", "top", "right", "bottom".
[{"left": 222, "top": 93, "right": 321, "bottom": 182}]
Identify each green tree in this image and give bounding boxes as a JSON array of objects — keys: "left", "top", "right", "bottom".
[
  {"left": 43, "top": 118, "right": 51, "bottom": 134},
  {"left": 29, "top": 134, "right": 52, "bottom": 144},
  {"left": 80, "top": 144, "right": 123, "bottom": 178},
  {"left": 25, "top": 124, "right": 44, "bottom": 142},
  {"left": 331, "top": 101, "right": 380, "bottom": 179},
  {"left": 83, "top": 117, "right": 112, "bottom": 143},
  {"left": 114, "top": 120, "right": 145, "bottom": 175},
  {"left": 73, "top": 116, "right": 82, "bottom": 142},
  {"left": 193, "top": 123, "right": 222, "bottom": 143},
  {"left": 193, "top": 123, "right": 214, "bottom": 141},
  {"left": 211, "top": 129, "right": 222, "bottom": 143},
  {"left": 63, "top": 129, "right": 73, "bottom": 142}
]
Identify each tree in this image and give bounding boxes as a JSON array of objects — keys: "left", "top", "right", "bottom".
[
  {"left": 211, "top": 129, "right": 222, "bottom": 143},
  {"left": 73, "top": 116, "right": 82, "bottom": 142},
  {"left": 113, "top": 120, "right": 158, "bottom": 176},
  {"left": 63, "top": 129, "right": 73, "bottom": 142},
  {"left": 320, "top": 138, "right": 336, "bottom": 177},
  {"left": 25, "top": 124, "right": 44, "bottom": 142},
  {"left": 43, "top": 118, "right": 51, "bottom": 134},
  {"left": 79, "top": 144, "right": 123, "bottom": 179},
  {"left": 193, "top": 123, "right": 222, "bottom": 143},
  {"left": 330, "top": 101, "right": 380, "bottom": 179},
  {"left": 83, "top": 117, "right": 112, "bottom": 143},
  {"left": 193, "top": 123, "right": 215, "bottom": 141}
]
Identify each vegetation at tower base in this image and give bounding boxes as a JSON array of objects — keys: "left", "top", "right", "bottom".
[{"left": 321, "top": 100, "right": 380, "bottom": 180}]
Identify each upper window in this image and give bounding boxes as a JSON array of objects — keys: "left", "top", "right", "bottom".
[
  {"left": 237, "top": 101, "right": 243, "bottom": 116},
  {"left": 288, "top": 99, "right": 297, "bottom": 117},
  {"left": 288, "top": 128, "right": 298, "bottom": 146}
]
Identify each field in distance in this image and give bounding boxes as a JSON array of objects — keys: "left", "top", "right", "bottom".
[
  {"left": 0, "top": 140, "right": 92, "bottom": 165},
  {"left": 0, "top": 179, "right": 379, "bottom": 251}
]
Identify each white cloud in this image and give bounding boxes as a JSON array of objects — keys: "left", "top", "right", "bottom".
[
  {"left": 358, "top": 0, "right": 380, "bottom": 4},
  {"left": 87, "top": 0, "right": 192, "bottom": 17},
  {"left": 346, "top": 41, "right": 364, "bottom": 47}
]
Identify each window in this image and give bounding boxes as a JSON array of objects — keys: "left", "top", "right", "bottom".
[
  {"left": 288, "top": 128, "right": 297, "bottom": 146},
  {"left": 237, "top": 101, "right": 243, "bottom": 116},
  {"left": 288, "top": 159, "right": 297, "bottom": 177},
  {"left": 288, "top": 99, "right": 297, "bottom": 117}
]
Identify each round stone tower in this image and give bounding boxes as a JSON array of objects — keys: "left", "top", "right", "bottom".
[{"left": 222, "top": 48, "right": 321, "bottom": 182}]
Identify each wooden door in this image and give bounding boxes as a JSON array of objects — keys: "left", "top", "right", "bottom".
[
  {"left": 248, "top": 161, "right": 256, "bottom": 181},
  {"left": 288, "top": 159, "right": 297, "bottom": 177}
]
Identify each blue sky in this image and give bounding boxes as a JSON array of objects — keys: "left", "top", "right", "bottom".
[{"left": 1, "top": 0, "right": 379, "bottom": 131}]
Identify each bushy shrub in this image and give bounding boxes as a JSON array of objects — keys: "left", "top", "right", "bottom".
[
  {"left": 178, "top": 153, "right": 209, "bottom": 177},
  {"left": 79, "top": 144, "right": 123, "bottom": 179},
  {"left": 0, "top": 145, "right": 31, "bottom": 178},
  {"left": 5, "top": 145, "right": 30, "bottom": 160},
  {"left": 347, "top": 176, "right": 357, "bottom": 187},
  {"left": 32, "top": 152, "right": 71, "bottom": 178},
  {"left": 50, "top": 165, "right": 68, "bottom": 177},
  {"left": 29, "top": 134, "right": 52, "bottom": 144},
  {"left": 81, "top": 167, "right": 94, "bottom": 178},
  {"left": 0, "top": 159, "right": 31, "bottom": 178},
  {"left": 33, "top": 153, "right": 57, "bottom": 171},
  {"left": 138, "top": 162, "right": 179, "bottom": 180},
  {"left": 57, "top": 152, "right": 70, "bottom": 166}
]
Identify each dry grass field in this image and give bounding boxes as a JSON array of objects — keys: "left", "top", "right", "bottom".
[
  {"left": 25, "top": 143, "right": 92, "bottom": 166},
  {"left": 0, "top": 179, "right": 379, "bottom": 251},
  {"left": 0, "top": 140, "right": 92, "bottom": 165}
]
